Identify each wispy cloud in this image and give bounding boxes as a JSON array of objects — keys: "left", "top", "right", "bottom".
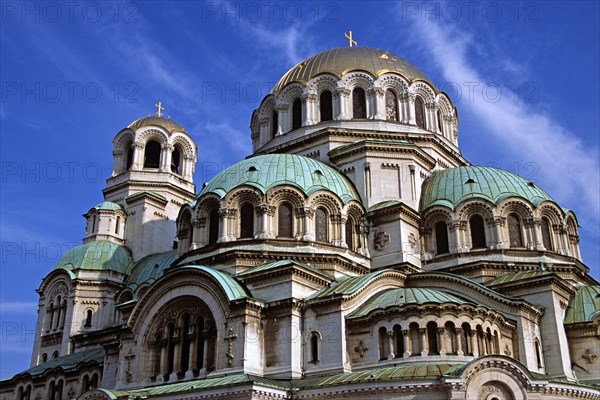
[
  {"left": 404, "top": 20, "right": 600, "bottom": 231},
  {"left": 0, "top": 302, "right": 38, "bottom": 314}
]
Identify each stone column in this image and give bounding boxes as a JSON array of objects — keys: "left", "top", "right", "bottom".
[
  {"left": 218, "top": 208, "right": 236, "bottom": 242},
  {"left": 527, "top": 217, "right": 544, "bottom": 250},
  {"left": 257, "top": 204, "right": 275, "bottom": 239},
  {"left": 470, "top": 330, "right": 479, "bottom": 357},
  {"left": 455, "top": 328, "right": 464, "bottom": 356},
  {"left": 386, "top": 331, "right": 395, "bottom": 359},
  {"left": 132, "top": 142, "right": 144, "bottom": 171},
  {"left": 420, "top": 328, "right": 428, "bottom": 356},
  {"left": 160, "top": 144, "right": 173, "bottom": 172},
  {"left": 275, "top": 104, "right": 288, "bottom": 135},
  {"left": 186, "top": 330, "right": 196, "bottom": 379},
  {"left": 438, "top": 327, "right": 447, "bottom": 356},
  {"left": 335, "top": 88, "right": 350, "bottom": 120},
  {"left": 159, "top": 343, "right": 168, "bottom": 378},
  {"left": 368, "top": 87, "right": 385, "bottom": 120},
  {"left": 489, "top": 216, "right": 506, "bottom": 250},
  {"left": 402, "top": 329, "right": 411, "bottom": 357},
  {"left": 171, "top": 328, "right": 181, "bottom": 380},
  {"left": 302, "top": 93, "right": 317, "bottom": 125},
  {"left": 340, "top": 215, "right": 348, "bottom": 249},
  {"left": 112, "top": 149, "right": 123, "bottom": 176},
  {"left": 449, "top": 220, "right": 466, "bottom": 253}
]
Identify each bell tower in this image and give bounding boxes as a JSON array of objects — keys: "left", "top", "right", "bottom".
[{"left": 101, "top": 104, "right": 198, "bottom": 260}]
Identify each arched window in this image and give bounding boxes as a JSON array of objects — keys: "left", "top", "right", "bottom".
[
  {"left": 378, "top": 327, "right": 388, "bottom": 360},
  {"left": 167, "top": 322, "right": 175, "bottom": 375},
  {"left": 271, "top": 110, "right": 278, "bottom": 138},
  {"left": 49, "top": 379, "right": 63, "bottom": 400},
  {"left": 541, "top": 217, "right": 553, "bottom": 250},
  {"left": 435, "top": 221, "right": 449, "bottom": 254},
  {"left": 55, "top": 296, "right": 62, "bottom": 329},
  {"left": 320, "top": 90, "right": 333, "bottom": 122},
  {"left": 85, "top": 309, "right": 93, "bottom": 328},
  {"left": 493, "top": 331, "right": 500, "bottom": 354},
  {"left": 19, "top": 385, "right": 31, "bottom": 400},
  {"left": 292, "top": 98, "right": 302, "bottom": 130},
  {"left": 48, "top": 381, "right": 55, "bottom": 400},
  {"left": 409, "top": 322, "right": 420, "bottom": 356},
  {"left": 125, "top": 142, "right": 134, "bottom": 170},
  {"left": 180, "top": 313, "right": 191, "bottom": 373},
  {"left": 171, "top": 146, "right": 181, "bottom": 174},
  {"left": 535, "top": 339, "right": 543, "bottom": 368},
  {"left": 427, "top": 321, "right": 439, "bottom": 354},
  {"left": 415, "top": 96, "right": 425, "bottom": 128},
  {"left": 437, "top": 109, "right": 443, "bottom": 133},
  {"left": 240, "top": 203, "right": 254, "bottom": 239},
  {"left": 508, "top": 213, "right": 524, "bottom": 247},
  {"left": 195, "top": 317, "right": 206, "bottom": 370},
  {"left": 345, "top": 219, "right": 354, "bottom": 251},
  {"left": 48, "top": 303, "right": 54, "bottom": 329},
  {"left": 315, "top": 207, "right": 328, "bottom": 242},
  {"left": 82, "top": 375, "right": 89, "bottom": 393},
  {"left": 310, "top": 332, "right": 319, "bottom": 363},
  {"left": 144, "top": 140, "right": 161, "bottom": 168},
  {"left": 461, "top": 323, "right": 472, "bottom": 355},
  {"left": 352, "top": 87, "right": 366, "bottom": 119},
  {"left": 445, "top": 321, "right": 457, "bottom": 354},
  {"left": 469, "top": 215, "right": 486, "bottom": 249},
  {"left": 115, "top": 216, "right": 120, "bottom": 234},
  {"left": 91, "top": 215, "right": 96, "bottom": 233},
  {"left": 208, "top": 209, "right": 219, "bottom": 244},
  {"left": 385, "top": 90, "right": 399, "bottom": 121},
  {"left": 277, "top": 203, "right": 293, "bottom": 238},
  {"left": 393, "top": 325, "right": 404, "bottom": 358},
  {"left": 41, "top": 353, "right": 48, "bottom": 363}
]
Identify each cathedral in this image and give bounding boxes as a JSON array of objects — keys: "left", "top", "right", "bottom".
[{"left": 1, "top": 45, "right": 599, "bottom": 400}]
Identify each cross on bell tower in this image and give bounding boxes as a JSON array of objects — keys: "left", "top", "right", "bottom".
[
  {"left": 345, "top": 30, "right": 357, "bottom": 47},
  {"left": 155, "top": 100, "right": 165, "bottom": 117}
]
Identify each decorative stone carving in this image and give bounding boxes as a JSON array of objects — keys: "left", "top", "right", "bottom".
[
  {"left": 374, "top": 231, "right": 390, "bottom": 250},
  {"left": 224, "top": 328, "right": 238, "bottom": 367},
  {"left": 582, "top": 349, "right": 597, "bottom": 364},
  {"left": 125, "top": 348, "right": 135, "bottom": 383},
  {"left": 354, "top": 340, "right": 368, "bottom": 358}
]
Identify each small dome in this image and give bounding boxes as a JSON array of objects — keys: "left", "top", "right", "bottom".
[
  {"left": 94, "top": 201, "right": 123, "bottom": 211},
  {"left": 420, "top": 166, "right": 555, "bottom": 211},
  {"left": 128, "top": 116, "right": 186, "bottom": 134},
  {"left": 54, "top": 241, "right": 132, "bottom": 274},
  {"left": 198, "top": 154, "right": 361, "bottom": 205},
  {"left": 349, "top": 288, "right": 470, "bottom": 319},
  {"left": 564, "top": 285, "right": 600, "bottom": 324},
  {"left": 125, "top": 250, "right": 178, "bottom": 290},
  {"left": 272, "top": 46, "right": 433, "bottom": 94}
]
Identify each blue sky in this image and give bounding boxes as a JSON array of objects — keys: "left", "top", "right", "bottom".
[{"left": 1, "top": 0, "right": 598, "bottom": 378}]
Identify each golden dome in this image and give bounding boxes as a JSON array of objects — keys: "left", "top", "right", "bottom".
[
  {"left": 272, "top": 46, "right": 433, "bottom": 94},
  {"left": 128, "top": 116, "right": 186, "bottom": 134}
]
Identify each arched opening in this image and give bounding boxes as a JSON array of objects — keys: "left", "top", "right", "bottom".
[
  {"left": 319, "top": 90, "right": 333, "bottom": 122},
  {"left": 315, "top": 207, "right": 328, "bottom": 243},
  {"left": 180, "top": 313, "right": 191, "bottom": 373},
  {"left": 125, "top": 141, "right": 134, "bottom": 170},
  {"left": 508, "top": 213, "right": 524, "bottom": 247},
  {"left": 239, "top": 203, "right": 254, "bottom": 239},
  {"left": 345, "top": 218, "right": 354, "bottom": 251},
  {"left": 385, "top": 90, "right": 399, "bottom": 121},
  {"left": 310, "top": 332, "right": 319, "bottom": 363},
  {"left": 461, "top": 323, "right": 472, "bottom": 355},
  {"left": 535, "top": 339, "right": 543, "bottom": 368},
  {"left": 271, "top": 109, "right": 278, "bottom": 138},
  {"left": 115, "top": 216, "right": 121, "bottom": 234},
  {"left": 378, "top": 327, "right": 388, "bottom": 360},
  {"left": 352, "top": 87, "right": 366, "bottom": 119},
  {"left": 166, "top": 322, "right": 175, "bottom": 375},
  {"left": 144, "top": 140, "right": 161, "bottom": 168},
  {"left": 85, "top": 309, "right": 92, "bottom": 328},
  {"left": 195, "top": 316, "right": 205, "bottom": 370},
  {"left": 415, "top": 96, "right": 426, "bottom": 128},
  {"left": 48, "top": 303, "right": 54, "bottom": 329},
  {"left": 52, "top": 351, "right": 59, "bottom": 359},
  {"left": 476, "top": 325, "right": 486, "bottom": 355},
  {"left": 55, "top": 295, "right": 62, "bottom": 329},
  {"left": 208, "top": 209, "right": 220, "bottom": 244},
  {"left": 171, "top": 146, "right": 181, "bottom": 174},
  {"left": 469, "top": 215, "right": 487, "bottom": 249},
  {"left": 48, "top": 381, "right": 55, "bottom": 400},
  {"left": 277, "top": 202, "right": 293, "bottom": 238},
  {"left": 437, "top": 109, "right": 443, "bottom": 133},
  {"left": 41, "top": 353, "right": 47, "bottom": 363},
  {"left": 427, "top": 321, "right": 439, "bottom": 354},
  {"left": 292, "top": 98, "right": 302, "bottom": 130},
  {"left": 409, "top": 322, "right": 420, "bottom": 356},
  {"left": 90, "top": 373, "right": 99, "bottom": 388},
  {"left": 493, "top": 330, "right": 500, "bottom": 354},
  {"left": 435, "top": 221, "right": 449, "bottom": 254},
  {"left": 393, "top": 325, "right": 404, "bottom": 358},
  {"left": 485, "top": 328, "right": 492, "bottom": 354},
  {"left": 91, "top": 215, "right": 97, "bottom": 233},
  {"left": 445, "top": 321, "right": 457, "bottom": 354},
  {"left": 541, "top": 217, "right": 553, "bottom": 250}
]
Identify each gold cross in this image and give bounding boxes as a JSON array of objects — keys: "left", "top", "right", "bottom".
[
  {"left": 155, "top": 100, "right": 164, "bottom": 117},
  {"left": 344, "top": 30, "right": 357, "bottom": 47}
]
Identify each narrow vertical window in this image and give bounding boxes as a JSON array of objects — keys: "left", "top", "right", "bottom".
[
  {"left": 386, "top": 90, "right": 399, "bottom": 121},
  {"left": 115, "top": 216, "right": 120, "bottom": 234},
  {"left": 320, "top": 90, "right": 332, "bottom": 122},
  {"left": 144, "top": 140, "right": 161, "bottom": 168},
  {"left": 277, "top": 203, "right": 293, "bottom": 238},
  {"left": 315, "top": 207, "right": 328, "bottom": 242},
  {"left": 85, "top": 309, "right": 92, "bottom": 328},
  {"left": 437, "top": 109, "right": 443, "bottom": 133},
  {"left": 209, "top": 209, "right": 219, "bottom": 244},
  {"left": 427, "top": 321, "right": 439, "bottom": 354},
  {"left": 91, "top": 215, "right": 97, "bottom": 233},
  {"left": 180, "top": 314, "right": 191, "bottom": 373},
  {"left": 535, "top": 339, "right": 543, "bottom": 368},
  {"left": 378, "top": 327, "right": 388, "bottom": 360},
  {"left": 310, "top": 332, "right": 319, "bottom": 362},
  {"left": 415, "top": 96, "right": 425, "bottom": 128},
  {"left": 352, "top": 87, "right": 366, "bottom": 119},
  {"left": 171, "top": 146, "right": 181, "bottom": 174},
  {"left": 292, "top": 98, "right": 302, "bottom": 130},
  {"left": 393, "top": 325, "right": 404, "bottom": 358},
  {"left": 345, "top": 218, "right": 354, "bottom": 251},
  {"left": 240, "top": 203, "right": 254, "bottom": 239},
  {"left": 126, "top": 142, "right": 134, "bottom": 170},
  {"left": 271, "top": 110, "right": 278, "bottom": 138},
  {"left": 508, "top": 213, "right": 524, "bottom": 247},
  {"left": 470, "top": 215, "right": 486, "bottom": 249},
  {"left": 435, "top": 221, "right": 449, "bottom": 254},
  {"left": 541, "top": 217, "right": 553, "bottom": 250},
  {"left": 167, "top": 323, "right": 175, "bottom": 375}
]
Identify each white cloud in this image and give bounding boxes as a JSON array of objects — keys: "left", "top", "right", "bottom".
[
  {"left": 0, "top": 302, "right": 38, "bottom": 314},
  {"left": 406, "top": 21, "right": 600, "bottom": 230}
]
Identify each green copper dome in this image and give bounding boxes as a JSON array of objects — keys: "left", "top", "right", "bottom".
[
  {"left": 54, "top": 241, "right": 132, "bottom": 275},
  {"left": 420, "top": 166, "right": 555, "bottom": 211},
  {"left": 126, "top": 250, "right": 178, "bottom": 289},
  {"left": 564, "top": 285, "right": 600, "bottom": 324},
  {"left": 199, "top": 154, "right": 361, "bottom": 205},
  {"left": 272, "top": 47, "right": 433, "bottom": 94},
  {"left": 94, "top": 201, "right": 123, "bottom": 211},
  {"left": 128, "top": 116, "right": 186, "bottom": 134}
]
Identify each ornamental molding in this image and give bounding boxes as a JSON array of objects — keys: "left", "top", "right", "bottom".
[
  {"left": 582, "top": 349, "right": 598, "bottom": 364},
  {"left": 374, "top": 231, "right": 390, "bottom": 250}
]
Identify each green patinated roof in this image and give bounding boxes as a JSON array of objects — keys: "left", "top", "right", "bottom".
[
  {"left": 565, "top": 285, "right": 600, "bottom": 324},
  {"left": 485, "top": 269, "right": 554, "bottom": 287},
  {"left": 127, "top": 191, "right": 167, "bottom": 202},
  {"left": 177, "top": 265, "right": 250, "bottom": 301},
  {"left": 11, "top": 348, "right": 104, "bottom": 379},
  {"left": 198, "top": 154, "right": 361, "bottom": 205},
  {"left": 420, "top": 166, "right": 555, "bottom": 211},
  {"left": 94, "top": 201, "right": 123, "bottom": 211},
  {"left": 368, "top": 200, "right": 401, "bottom": 212},
  {"left": 308, "top": 269, "right": 395, "bottom": 300},
  {"left": 128, "top": 116, "right": 187, "bottom": 133},
  {"left": 237, "top": 259, "right": 332, "bottom": 281},
  {"left": 348, "top": 288, "right": 470, "bottom": 318},
  {"left": 125, "top": 250, "right": 179, "bottom": 289},
  {"left": 53, "top": 241, "right": 132, "bottom": 275}
]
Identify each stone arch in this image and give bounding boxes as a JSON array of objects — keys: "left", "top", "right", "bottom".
[
  {"left": 278, "top": 82, "right": 305, "bottom": 104},
  {"left": 265, "top": 186, "right": 306, "bottom": 209},
  {"left": 171, "top": 134, "right": 195, "bottom": 160},
  {"left": 410, "top": 81, "right": 436, "bottom": 103},
  {"left": 537, "top": 202, "right": 563, "bottom": 225},
  {"left": 257, "top": 94, "right": 276, "bottom": 119},
  {"left": 461, "top": 357, "right": 533, "bottom": 400},
  {"left": 377, "top": 73, "right": 409, "bottom": 95},
  {"left": 342, "top": 71, "right": 375, "bottom": 91},
  {"left": 224, "top": 187, "right": 263, "bottom": 209},
  {"left": 136, "top": 128, "right": 169, "bottom": 146},
  {"left": 308, "top": 192, "right": 343, "bottom": 215},
  {"left": 307, "top": 74, "right": 338, "bottom": 95}
]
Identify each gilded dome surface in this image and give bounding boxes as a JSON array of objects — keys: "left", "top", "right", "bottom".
[
  {"left": 272, "top": 46, "right": 433, "bottom": 94},
  {"left": 198, "top": 154, "right": 361, "bottom": 204},
  {"left": 53, "top": 241, "right": 132, "bottom": 274},
  {"left": 128, "top": 116, "right": 186, "bottom": 134},
  {"left": 420, "top": 166, "right": 555, "bottom": 211}
]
